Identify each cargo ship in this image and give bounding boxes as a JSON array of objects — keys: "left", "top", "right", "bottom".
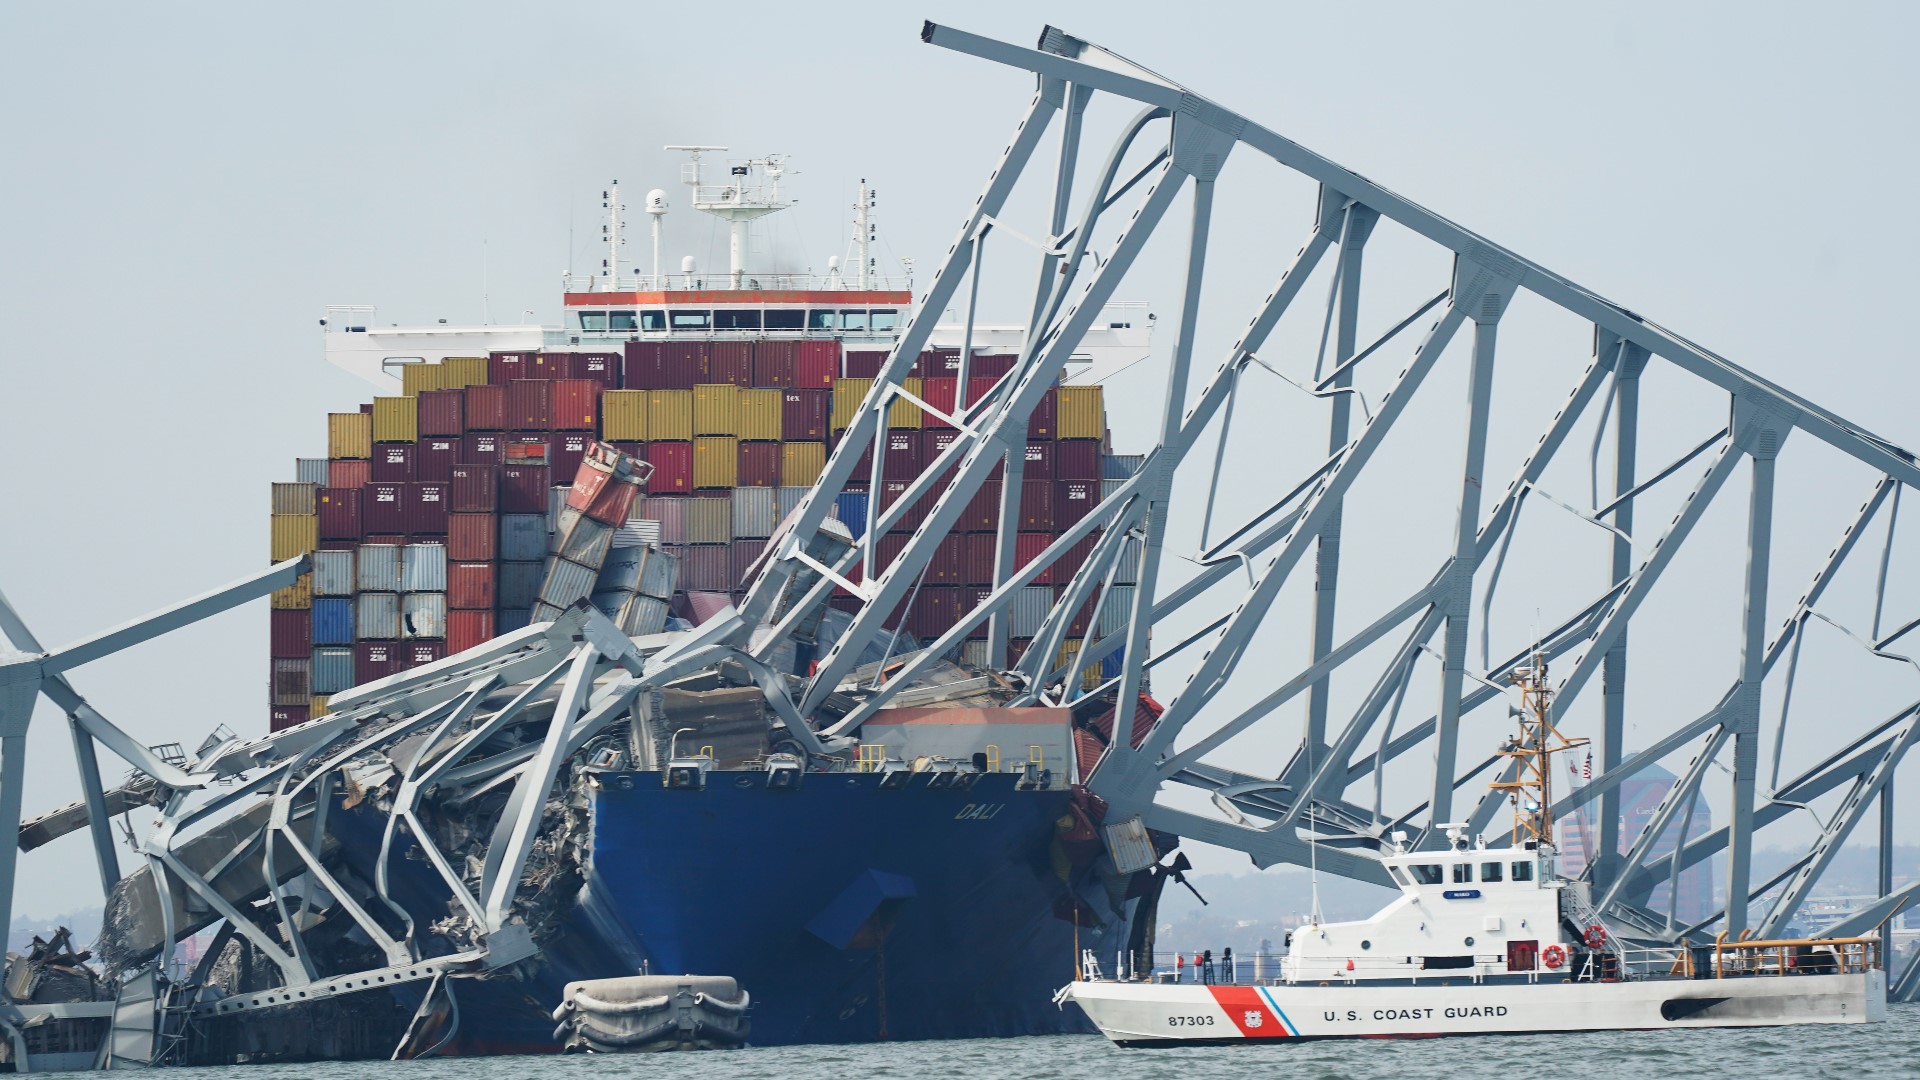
[{"left": 222, "top": 149, "right": 1163, "bottom": 1058}]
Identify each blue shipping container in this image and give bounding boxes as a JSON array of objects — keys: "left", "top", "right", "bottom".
[
  {"left": 312, "top": 598, "right": 355, "bottom": 645},
  {"left": 501, "top": 514, "right": 549, "bottom": 562},
  {"left": 835, "top": 491, "right": 870, "bottom": 539}
]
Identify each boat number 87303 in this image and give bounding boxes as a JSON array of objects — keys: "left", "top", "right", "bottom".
[{"left": 1167, "top": 1015, "right": 1215, "bottom": 1026}]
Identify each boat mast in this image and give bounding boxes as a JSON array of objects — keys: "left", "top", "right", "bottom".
[
  {"left": 1489, "top": 653, "right": 1589, "bottom": 849},
  {"left": 603, "top": 181, "right": 623, "bottom": 291}
]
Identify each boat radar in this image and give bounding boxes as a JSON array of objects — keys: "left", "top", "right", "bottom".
[{"left": 667, "top": 145, "right": 792, "bottom": 288}]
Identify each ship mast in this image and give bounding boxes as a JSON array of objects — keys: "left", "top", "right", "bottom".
[
  {"left": 669, "top": 146, "right": 792, "bottom": 288},
  {"left": 855, "top": 179, "right": 875, "bottom": 289},
  {"left": 603, "top": 181, "right": 623, "bottom": 291},
  {"left": 1488, "top": 653, "right": 1589, "bottom": 849}
]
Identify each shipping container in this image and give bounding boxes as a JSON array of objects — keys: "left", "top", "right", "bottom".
[
  {"left": 270, "top": 608, "right": 311, "bottom": 658},
  {"left": 909, "top": 586, "right": 962, "bottom": 640},
  {"left": 328, "top": 412, "right": 373, "bottom": 459},
  {"left": 403, "top": 640, "right": 449, "bottom": 669},
  {"left": 1009, "top": 586, "right": 1052, "bottom": 638},
  {"left": 729, "top": 537, "right": 768, "bottom": 585},
  {"left": 706, "top": 341, "right": 752, "bottom": 386},
  {"left": 961, "top": 640, "right": 993, "bottom": 667},
  {"left": 316, "top": 487, "right": 361, "bottom": 540},
  {"left": 1020, "top": 440, "right": 1055, "bottom": 480},
  {"left": 401, "top": 593, "right": 447, "bottom": 640},
  {"left": 736, "top": 441, "right": 780, "bottom": 487},
  {"left": 642, "top": 441, "right": 693, "bottom": 494},
  {"left": 622, "top": 340, "right": 693, "bottom": 390},
  {"left": 626, "top": 595, "right": 671, "bottom": 635},
  {"left": 645, "top": 496, "right": 688, "bottom": 544},
  {"left": 1028, "top": 387, "right": 1058, "bottom": 440},
  {"left": 448, "top": 561, "right": 496, "bottom": 610},
  {"left": 356, "top": 592, "right": 401, "bottom": 640},
  {"left": 418, "top": 438, "right": 459, "bottom": 482},
  {"left": 796, "top": 340, "right": 840, "bottom": 388},
  {"left": 692, "top": 383, "right": 740, "bottom": 436},
  {"left": 328, "top": 458, "right": 370, "bottom": 489},
  {"left": 311, "top": 646, "right": 356, "bottom": 694},
  {"left": 440, "top": 356, "right": 486, "bottom": 388},
  {"left": 555, "top": 352, "right": 620, "bottom": 388},
  {"left": 1097, "top": 586, "right": 1136, "bottom": 638},
  {"left": 963, "top": 533, "right": 998, "bottom": 585},
  {"left": 920, "top": 429, "right": 962, "bottom": 478},
  {"left": 465, "top": 384, "right": 507, "bottom": 431},
  {"left": 679, "top": 545, "right": 731, "bottom": 592},
  {"left": 1020, "top": 479, "right": 1055, "bottom": 531},
  {"left": 920, "top": 377, "right": 959, "bottom": 429},
  {"left": 552, "top": 378, "right": 599, "bottom": 431},
  {"left": 295, "top": 457, "right": 330, "bottom": 486},
  {"left": 752, "top": 340, "right": 797, "bottom": 386},
  {"left": 1056, "top": 386, "right": 1105, "bottom": 440},
  {"left": 449, "top": 465, "right": 499, "bottom": 512},
  {"left": 835, "top": 490, "right": 871, "bottom": 538},
  {"left": 310, "top": 694, "right": 332, "bottom": 718},
  {"left": 928, "top": 535, "right": 967, "bottom": 584},
  {"left": 539, "top": 557, "right": 600, "bottom": 609},
  {"left": 500, "top": 464, "right": 550, "bottom": 513},
  {"left": 780, "top": 441, "right": 825, "bottom": 487},
  {"left": 685, "top": 494, "right": 732, "bottom": 544},
  {"left": 417, "top": 388, "right": 465, "bottom": 436},
  {"left": 402, "top": 543, "right": 447, "bottom": 591},
  {"left": 403, "top": 482, "right": 450, "bottom": 535},
  {"left": 363, "top": 482, "right": 406, "bottom": 533},
  {"left": 552, "top": 506, "right": 616, "bottom": 566},
  {"left": 1015, "top": 531, "right": 1055, "bottom": 585},
  {"left": 601, "top": 389, "right": 649, "bottom": 440},
  {"left": 268, "top": 704, "right": 308, "bottom": 732},
  {"left": 730, "top": 487, "right": 778, "bottom": 538},
  {"left": 271, "top": 659, "right": 312, "bottom": 706},
  {"left": 499, "top": 514, "right": 548, "bottom": 561},
  {"left": 313, "top": 550, "right": 355, "bottom": 597},
  {"left": 270, "top": 514, "right": 317, "bottom": 561},
  {"left": 878, "top": 480, "right": 925, "bottom": 534},
  {"left": 693, "top": 436, "right": 739, "bottom": 489},
  {"left": 739, "top": 388, "right": 782, "bottom": 440},
  {"left": 499, "top": 560, "right": 543, "bottom": 610},
  {"left": 505, "top": 434, "right": 549, "bottom": 464},
  {"left": 881, "top": 430, "right": 925, "bottom": 482},
  {"left": 270, "top": 572, "right": 312, "bottom": 610},
  {"left": 356, "top": 544, "right": 403, "bottom": 592},
  {"left": 1056, "top": 479, "right": 1097, "bottom": 529},
  {"left": 1056, "top": 533, "right": 1097, "bottom": 585},
  {"left": 775, "top": 484, "right": 812, "bottom": 522},
  {"left": 371, "top": 443, "right": 417, "bottom": 483},
  {"left": 506, "top": 379, "right": 552, "bottom": 429},
  {"left": 489, "top": 351, "right": 537, "bottom": 384},
  {"left": 460, "top": 432, "right": 506, "bottom": 466},
  {"left": 1112, "top": 533, "right": 1141, "bottom": 586},
  {"left": 313, "top": 597, "right": 355, "bottom": 645},
  {"left": 372, "top": 396, "right": 418, "bottom": 444},
  {"left": 781, "top": 388, "right": 830, "bottom": 441},
  {"left": 446, "top": 512, "right": 497, "bottom": 561},
  {"left": 272, "top": 482, "right": 318, "bottom": 516},
  {"left": 843, "top": 349, "right": 887, "bottom": 379},
  {"left": 448, "top": 609, "right": 494, "bottom": 653},
  {"left": 598, "top": 546, "right": 647, "bottom": 592},
  {"left": 551, "top": 432, "right": 591, "bottom": 482},
  {"left": 354, "top": 641, "right": 401, "bottom": 684},
  {"left": 637, "top": 546, "right": 679, "bottom": 599},
  {"left": 1056, "top": 439, "right": 1102, "bottom": 481},
  {"left": 960, "top": 480, "right": 1002, "bottom": 532},
  {"left": 647, "top": 390, "right": 694, "bottom": 442},
  {"left": 831, "top": 378, "right": 871, "bottom": 432}
]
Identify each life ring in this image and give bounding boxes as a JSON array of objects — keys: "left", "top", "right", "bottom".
[
  {"left": 1584, "top": 925, "right": 1607, "bottom": 949},
  {"left": 1542, "top": 944, "right": 1567, "bottom": 970}
]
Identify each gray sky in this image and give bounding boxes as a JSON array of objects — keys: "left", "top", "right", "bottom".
[{"left": 3, "top": 1, "right": 1917, "bottom": 914}]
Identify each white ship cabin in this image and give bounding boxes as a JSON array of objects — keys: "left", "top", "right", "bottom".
[{"left": 1282, "top": 825, "right": 1573, "bottom": 983}]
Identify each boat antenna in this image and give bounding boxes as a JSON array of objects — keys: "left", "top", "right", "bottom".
[
  {"left": 1490, "top": 649, "right": 1590, "bottom": 848},
  {"left": 1306, "top": 730, "right": 1322, "bottom": 925}
]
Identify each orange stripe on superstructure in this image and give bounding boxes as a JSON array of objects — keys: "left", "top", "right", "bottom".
[{"left": 563, "top": 290, "right": 912, "bottom": 306}]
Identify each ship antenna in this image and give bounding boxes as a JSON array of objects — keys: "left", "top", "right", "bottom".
[{"left": 1306, "top": 731, "right": 1323, "bottom": 925}]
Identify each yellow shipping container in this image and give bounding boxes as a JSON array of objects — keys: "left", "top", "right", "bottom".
[
  {"left": 271, "top": 572, "right": 313, "bottom": 610},
  {"left": 311, "top": 695, "right": 331, "bottom": 718},
  {"left": 270, "top": 514, "right": 318, "bottom": 561},
  {"left": 1056, "top": 386, "right": 1105, "bottom": 441},
  {"left": 444, "top": 356, "right": 489, "bottom": 387},
  {"left": 648, "top": 390, "right": 694, "bottom": 442},
  {"left": 739, "top": 389, "right": 783, "bottom": 441},
  {"left": 1054, "top": 641, "right": 1103, "bottom": 691},
  {"left": 400, "top": 362, "right": 451, "bottom": 396},
  {"left": 693, "top": 383, "right": 742, "bottom": 436},
  {"left": 328, "top": 412, "right": 373, "bottom": 459},
  {"left": 781, "top": 441, "right": 826, "bottom": 486},
  {"left": 693, "top": 436, "right": 740, "bottom": 489},
  {"left": 832, "top": 378, "right": 872, "bottom": 432},
  {"left": 372, "top": 396, "right": 419, "bottom": 444},
  {"left": 601, "top": 390, "right": 650, "bottom": 441}
]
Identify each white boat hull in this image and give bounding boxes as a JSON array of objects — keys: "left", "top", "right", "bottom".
[{"left": 1062, "top": 970, "right": 1886, "bottom": 1046}]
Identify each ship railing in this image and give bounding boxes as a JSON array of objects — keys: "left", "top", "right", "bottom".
[
  {"left": 561, "top": 272, "right": 911, "bottom": 293},
  {"left": 1708, "top": 934, "right": 1881, "bottom": 978}
]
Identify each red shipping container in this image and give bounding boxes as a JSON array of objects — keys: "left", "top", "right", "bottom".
[
  {"left": 403, "top": 482, "right": 450, "bottom": 535},
  {"left": 551, "top": 379, "right": 600, "bottom": 431},
  {"left": 781, "top": 389, "right": 830, "bottom": 441},
  {"left": 927, "top": 349, "right": 963, "bottom": 376},
  {"left": 1056, "top": 532, "right": 1098, "bottom": 584},
  {"left": 730, "top": 537, "right": 768, "bottom": 584},
  {"left": 418, "top": 388, "right": 465, "bottom": 436},
  {"left": 961, "top": 480, "right": 1003, "bottom": 532},
  {"left": 448, "top": 609, "right": 495, "bottom": 653},
  {"left": 1020, "top": 479, "right": 1055, "bottom": 531},
  {"left": 1056, "top": 440, "right": 1101, "bottom": 481},
  {"left": 505, "top": 433, "right": 550, "bottom": 462},
  {"left": 371, "top": 443, "right": 416, "bottom": 482},
  {"left": 318, "top": 538, "right": 358, "bottom": 552},
  {"left": 621, "top": 341, "right": 665, "bottom": 389},
  {"left": 864, "top": 533, "right": 911, "bottom": 581},
  {"left": 752, "top": 340, "right": 797, "bottom": 387},
  {"left": 464, "top": 384, "right": 507, "bottom": 431},
  {"left": 355, "top": 641, "right": 401, "bottom": 684},
  {"left": 400, "top": 642, "right": 447, "bottom": 669},
  {"left": 1020, "top": 440, "right": 1055, "bottom": 480},
  {"left": 448, "top": 562, "right": 496, "bottom": 610},
  {"left": 364, "top": 482, "right": 407, "bottom": 533},
  {"left": 910, "top": 586, "right": 962, "bottom": 639},
  {"left": 1029, "top": 387, "right": 1059, "bottom": 439},
  {"left": 706, "top": 341, "right": 752, "bottom": 387},
  {"left": 489, "top": 351, "right": 537, "bottom": 384},
  {"left": 967, "top": 374, "right": 1001, "bottom": 410},
  {"left": 879, "top": 480, "right": 925, "bottom": 534},
  {"left": 418, "top": 437, "right": 459, "bottom": 482},
  {"left": 317, "top": 487, "right": 362, "bottom": 540},
  {"left": 643, "top": 442, "right": 693, "bottom": 494},
  {"left": 567, "top": 461, "right": 640, "bottom": 525},
  {"left": 928, "top": 535, "right": 968, "bottom": 584},
  {"left": 921, "top": 429, "right": 962, "bottom": 480},
  {"left": 269, "top": 705, "right": 308, "bottom": 732},
  {"left": 270, "top": 609, "right": 311, "bottom": 658},
  {"left": 964, "top": 533, "right": 998, "bottom": 586},
  {"left": 1056, "top": 479, "right": 1097, "bottom": 529},
  {"left": 972, "top": 353, "right": 1016, "bottom": 378},
  {"left": 1016, "top": 531, "right": 1055, "bottom": 585},
  {"left": 881, "top": 430, "right": 925, "bottom": 482},
  {"left": 551, "top": 432, "right": 591, "bottom": 482},
  {"left": 500, "top": 464, "right": 551, "bottom": 513},
  {"left": 843, "top": 349, "right": 887, "bottom": 379},
  {"left": 554, "top": 352, "right": 620, "bottom": 388},
  {"left": 447, "top": 513, "right": 498, "bottom": 561},
  {"left": 507, "top": 379, "right": 552, "bottom": 429},
  {"left": 795, "top": 341, "right": 839, "bottom": 388},
  {"left": 327, "top": 459, "right": 370, "bottom": 489},
  {"left": 962, "top": 586, "right": 993, "bottom": 639},
  {"left": 363, "top": 533, "right": 407, "bottom": 546},
  {"left": 461, "top": 432, "right": 506, "bottom": 465},
  {"left": 610, "top": 440, "right": 646, "bottom": 459},
  {"left": 921, "top": 377, "right": 958, "bottom": 429},
  {"left": 737, "top": 441, "right": 780, "bottom": 487},
  {"left": 449, "top": 464, "right": 499, "bottom": 512}
]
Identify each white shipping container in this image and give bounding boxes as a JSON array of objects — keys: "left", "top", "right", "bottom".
[
  {"left": 1098, "top": 586, "right": 1135, "bottom": 637},
  {"left": 295, "top": 458, "right": 331, "bottom": 486},
  {"left": 552, "top": 507, "right": 615, "bottom": 567},
  {"left": 401, "top": 593, "right": 447, "bottom": 640},
  {"left": 313, "top": 549, "right": 355, "bottom": 597},
  {"left": 311, "top": 647, "right": 356, "bottom": 694},
  {"left": 539, "top": 557, "right": 599, "bottom": 609},
  {"left": 1009, "top": 586, "right": 1053, "bottom": 639},
  {"left": 402, "top": 543, "right": 447, "bottom": 592},
  {"left": 356, "top": 544, "right": 403, "bottom": 593},
  {"left": 637, "top": 545, "right": 679, "bottom": 600},
  {"left": 356, "top": 592, "right": 400, "bottom": 640},
  {"left": 685, "top": 497, "right": 731, "bottom": 545},
  {"left": 776, "top": 485, "right": 813, "bottom": 522},
  {"left": 731, "top": 487, "right": 779, "bottom": 539}
]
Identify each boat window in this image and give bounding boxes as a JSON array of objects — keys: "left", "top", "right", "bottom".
[
  {"left": 579, "top": 311, "right": 608, "bottom": 331},
  {"left": 715, "top": 309, "right": 761, "bottom": 330},
  {"left": 608, "top": 311, "right": 638, "bottom": 331},
  {"left": 808, "top": 310, "right": 838, "bottom": 330},
  {"left": 1386, "top": 866, "right": 1408, "bottom": 886},
  {"left": 1452, "top": 863, "right": 1472, "bottom": 883},
  {"left": 1511, "top": 861, "right": 1533, "bottom": 882},
  {"left": 670, "top": 310, "right": 712, "bottom": 330},
  {"left": 1481, "top": 862, "right": 1504, "bottom": 883},
  {"left": 870, "top": 309, "right": 899, "bottom": 331},
  {"left": 639, "top": 310, "right": 667, "bottom": 331},
  {"left": 1409, "top": 864, "right": 1444, "bottom": 885},
  {"left": 840, "top": 309, "right": 869, "bottom": 331},
  {"left": 764, "top": 309, "right": 805, "bottom": 330}
]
